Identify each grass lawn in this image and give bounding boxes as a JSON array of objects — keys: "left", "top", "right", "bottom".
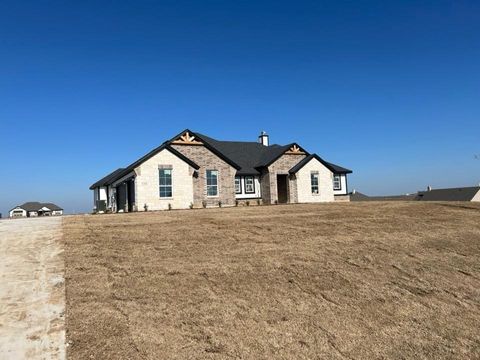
[{"left": 64, "top": 202, "right": 480, "bottom": 359}]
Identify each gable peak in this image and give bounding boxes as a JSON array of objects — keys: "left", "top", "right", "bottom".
[{"left": 171, "top": 131, "right": 203, "bottom": 145}]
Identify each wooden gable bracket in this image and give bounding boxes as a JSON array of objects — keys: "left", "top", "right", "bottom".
[
  {"left": 171, "top": 131, "right": 203, "bottom": 145},
  {"left": 285, "top": 144, "right": 306, "bottom": 155}
]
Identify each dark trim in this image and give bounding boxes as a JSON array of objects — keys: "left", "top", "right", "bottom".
[
  {"left": 168, "top": 129, "right": 241, "bottom": 170},
  {"left": 236, "top": 170, "right": 261, "bottom": 176},
  {"left": 235, "top": 196, "right": 262, "bottom": 200},
  {"left": 165, "top": 145, "right": 200, "bottom": 170},
  {"left": 325, "top": 161, "right": 352, "bottom": 174},
  {"left": 89, "top": 168, "right": 125, "bottom": 189},
  {"left": 91, "top": 141, "right": 201, "bottom": 190},
  {"left": 289, "top": 154, "right": 339, "bottom": 174},
  {"left": 345, "top": 174, "right": 349, "bottom": 194},
  {"left": 159, "top": 168, "right": 173, "bottom": 198},
  {"left": 234, "top": 176, "right": 242, "bottom": 194},
  {"left": 244, "top": 175, "right": 255, "bottom": 194},
  {"left": 333, "top": 174, "right": 342, "bottom": 191},
  {"left": 310, "top": 171, "right": 319, "bottom": 194},
  {"left": 206, "top": 169, "right": 219, "bottom": 196},
  {"left": 263, "top": 143, "right": 309, "bottom": 168}
]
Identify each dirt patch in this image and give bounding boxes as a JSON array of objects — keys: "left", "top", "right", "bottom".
[
  {"left": 64, "top": 202, "right": 480, "bottom": 359},
  {"left": 0, "top": 217, "right": 65, "bottom": 359}
]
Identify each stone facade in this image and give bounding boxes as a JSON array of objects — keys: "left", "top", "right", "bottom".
[
  {"left": 266, "top": 154, "right": 306, "bottom": 204},
  {"left": 135, "top": 148, "right": 195, "bottom": 210},
  {"left": 171, "top": 144, "right": 237, "bottom": 207},
  {"left": 334, "top": 194, "right": 351, "bottom": 202},
  {"left": 296, "top": 157, "right": 334, "bottom": 203}
]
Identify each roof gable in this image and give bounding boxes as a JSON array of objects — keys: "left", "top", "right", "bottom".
[
  {"left": 289, "top": 154, "right": 340, "bottom": 174},
  {"left": 169, "top": 130, "right": 242, "bottom": 170},
  {"left": 90, "top": 143, "right": 200, "bottom": 189},
  {"left": 91, "top": 129, "right": 353, "bottom": 185},
  {"left": 170, "top": 130, "right": 203, "bottom": 145},
  {"left": 258, "top": 143, "right": 306, "bottom": 168},
  {"left": 284, "top": 144, "right": 307, "bottom": 155}
]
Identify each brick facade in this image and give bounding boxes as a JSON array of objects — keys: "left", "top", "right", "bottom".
[
  {"left": 171, "top": 144, "right": 237, "bottom": 207},
  {"left": 266, "top": 154, "right": 307, "bottom": 204},
  {"left": 92, "top": 130, "right": 348, "bottom": 212}
]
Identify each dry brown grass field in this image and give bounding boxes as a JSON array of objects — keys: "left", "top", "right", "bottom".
[{"left": 64, "top": 202, "right": 480, "bottom": 359}]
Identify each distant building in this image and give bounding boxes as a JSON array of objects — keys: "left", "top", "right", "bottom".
[
  {"left": 350, "top": 186, "right": 480, "bottom": 202},
  {"left": 416, "top": 186, "right": 480, "bottom": 202},
  {"left": 9, "top": 202, "right": 63, "bottom": 218},
  {"left": 350, "top": 189, "right": 417, "bottom": 202}
]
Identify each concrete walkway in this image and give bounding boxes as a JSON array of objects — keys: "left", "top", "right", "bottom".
[{"left": 0, "top": 217, "right": 65, "bottom": 359}]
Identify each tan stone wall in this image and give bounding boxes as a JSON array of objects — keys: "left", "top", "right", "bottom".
[
  {"left": 135, "top": 148, "right": 194, "bottom": 210},
  {"left": 267, "top": 154, "right": 306, "bottom": 204},
  {"left": 296, "top": 158, "right": 334, "bottom": 203},
  {"left": 334, "top": 194, "right": 351, "bottom": 202},
  {"left": 171, "top": 144, "right": 237, "bottom": 207},
  {"left": 236, "top": 198, "right": 263, "bottom": 206}
]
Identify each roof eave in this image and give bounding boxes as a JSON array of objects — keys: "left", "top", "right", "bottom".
[
  {"left": 289, "top": 154, "right": 343, "bottom": 174},
  {"left": 168, "top": 130, "right": 242, "bottom": 170}
]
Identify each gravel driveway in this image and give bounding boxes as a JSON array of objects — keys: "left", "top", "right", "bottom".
[{"left": 0, "top": 217, "right": 65, "bottom": 359}]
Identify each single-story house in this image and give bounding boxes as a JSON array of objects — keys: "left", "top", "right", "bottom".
[
  {"left": 9, "top": 202, "right": 64, "bottom": 218},
  {"left": 90, "top": 129, "right": 352, "bottom": 212},
  {"left": 350, "top": 190, "right": 417, "bottom": 201},
  {"left": 415, "top": 186, "right": 480, "bottom": 202},
  {"left": 350, "top": 186, "right": 480, "bottom": 202}
]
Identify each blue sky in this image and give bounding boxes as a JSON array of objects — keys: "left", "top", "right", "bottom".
[{"left": 1, "top": 1, "right": 479, "bottom": 215}]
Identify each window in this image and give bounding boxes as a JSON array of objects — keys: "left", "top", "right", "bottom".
[
  {"left": 245, "top": 176, "right": 255, "bottom": 193},
  {"left": 311, "top": 172, "right": 319, "bottom": 194},
  {"left": 206, "top": 170, "right": 219, "bottom": 196},
  {"left": 333, "top": 174, "right": 341, "bottom": 190},
  {"left": 159, "top": 168, "right": 172, "bottom": 197},
  {"left": 234, "top": 176, "right": 242, "bottom": 194}
]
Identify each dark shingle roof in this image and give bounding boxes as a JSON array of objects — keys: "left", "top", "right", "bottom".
[
  {"left": 197, "top": 132, "right": 352, "bottom": 175},
  {"left": 197, "top": 133, "right": 295, "bottom": 175},
  {"left": 91, "top": 129, "right": 353, "bottom": 186},
  {"left": 289, "top": 154, "right": 346, "bottom": 174},
  {"left": 416, "top": 187, "right": 480, "bottom": 201},
  {"left": 350, "top": 192, "right": 417, "bottom": 201},
  {"left": 42, "top": 203, "right": 63, "bottom": 211},
  {"left": 12, "top": 202, "right": 63, "bottom": 211},
  {"left": 89, "top": 168, "right": 125, "bottom": 189},
  {"left": 89, "top": 144, "right": 200, "bottom": 189},
  {"left": 325, "top": 162, "right": 352, "bottom": 174}
]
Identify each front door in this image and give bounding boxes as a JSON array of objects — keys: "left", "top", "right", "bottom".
[
  {"left": 127, "top": 179, "right": 135, "bottom": 212},
  {"left": 277, "top": 175, "right": 288, "bottom": 204},
  {"left": 116, "top": 183, "right": 127, "bottom": 212}
]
